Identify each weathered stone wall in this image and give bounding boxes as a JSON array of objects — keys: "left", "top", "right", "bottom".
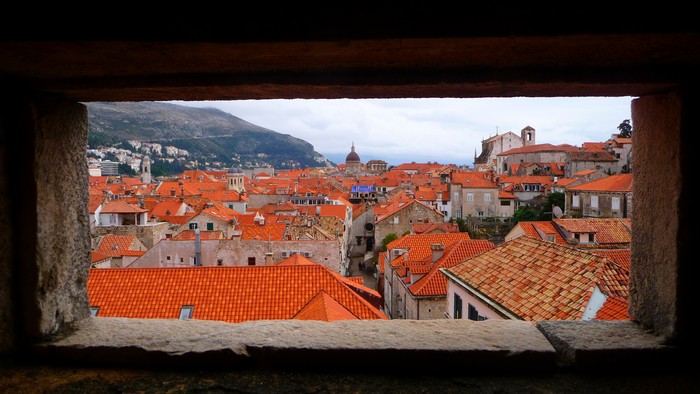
[{"left": 630, "top": 91, "right": 693, "bottom": 345}]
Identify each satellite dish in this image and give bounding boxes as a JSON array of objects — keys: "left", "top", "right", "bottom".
[{"left": 552, "top": 205, "right": 563, "bottom": 219}]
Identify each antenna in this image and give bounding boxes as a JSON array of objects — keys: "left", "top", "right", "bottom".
[{"left": 552, "top": 205, "right": 563, "bottom": 219}]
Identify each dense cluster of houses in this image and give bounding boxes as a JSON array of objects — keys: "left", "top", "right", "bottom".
[{"left": 87, "top": 127, "right": 632, "bottom": 323}]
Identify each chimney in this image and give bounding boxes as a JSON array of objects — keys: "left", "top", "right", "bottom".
[
  {"left": 265, "top": 252, "right": 273, "bottom": 265},
  {"left": 316, "top": 205, "right": 321, "bottom": 216},
  {"left": 194, "top": 229, "right": 201, "bottom": 266},
  {"left": 430, "top": 243, "right": 445, "bottom": 263}
]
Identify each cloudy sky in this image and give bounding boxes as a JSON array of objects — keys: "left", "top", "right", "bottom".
[{"left": 170, "top": 97, "right": 634, "bottom": 167}]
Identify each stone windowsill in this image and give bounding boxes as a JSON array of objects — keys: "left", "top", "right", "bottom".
[{"left": 32, "top": 318, "right": 678, "bottom": 373}]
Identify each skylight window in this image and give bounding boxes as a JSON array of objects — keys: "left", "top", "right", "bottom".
[{"left": 179, "top": 305, "right": 194, "bottom": 320}]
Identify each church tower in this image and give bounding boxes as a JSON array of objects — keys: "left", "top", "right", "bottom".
[
  {"left": 345, "top": 142, "right": 361, "bottom": 175},
  {"left": 226, "top": 166, "right": 245, "bottom": 193},
  {"left": 521, "top": 126, "right": 536, "bottom": 146},
  {"left": 140, "top": 155, "right": 151, "bottom": 184}
]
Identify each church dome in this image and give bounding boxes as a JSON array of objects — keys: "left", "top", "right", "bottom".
[
  {"left": 228, "top": 166, "right": 243, "bottom": 174},
  {"left": 345, "top": 143, "right": 360, "bottom": 163}
]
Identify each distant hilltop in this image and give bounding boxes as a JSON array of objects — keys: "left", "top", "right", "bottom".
[{"left": 85, "top": 101, "right": 333, "bottom": 171}]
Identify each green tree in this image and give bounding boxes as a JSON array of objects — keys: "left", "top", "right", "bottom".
[
  {"left": 513, "top": 206, "right": 538, "bottom": 224},
  {"left": 118, "top": 163, "right": 136, "bottom": 176},
  {"left": 454, "top": 217, "right": 469, "bottom": 232},
  {"left": 617, "top": 119, "right": 632, "bottom": 138},
  {"left": 537, "top": 192, "right": 565, "bottom": 220},
  {"left": 380, "top": 233, "right": 399, "bottom": 251}
]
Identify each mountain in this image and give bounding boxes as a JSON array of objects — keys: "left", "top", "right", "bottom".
[{"left": 85, "top": 101, "right": 333, "bottom": 171}]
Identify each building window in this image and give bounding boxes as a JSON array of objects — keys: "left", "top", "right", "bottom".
[
  {"left": 468, "top": 303, "right": 479, "bottom": 321},
  {"left": 180, "top": 257, "right": 184, "bottom": 263},
  {"left": 478, "top": 211, "right": 484, "bottom": 218},
  {"left": 166, "top": 256, "right": 171, "bottom": 261},
  {"left": 572, "top": 195, "right": 580, "bottom": 207},
  {"left": 217, "top": 259, "right": 223, "bottom": 266},
  {"left": 206, "top": 222, "right": 214, "bottom": 231},
  {"left": 466, "top": 193, "right": 474, "bottom": 202},
  {"left": 248, "top": 257, "right": 256, "bottom": 266},
  {"left": 356, "top": 236, "right": 362, "bottom": 245},
  {"left": 612, "top": 197, "right": 620, "bottom": 210},
  {"left": 484, "top": 193, "right": 491, "bottom": 202},
  {"left": 453, "top": 293, "right": 463, "bottom": 319},
  {"left": 591, "top": 195, "right": 599, "bottom": 208},
  {"left": 179, "top": 306, "right": 194, "bottom": 320},
  {"left": 89, "top": 306, "right": 99, "bottom": 317},
  {"left": 189, "top": 223, "right": 198, "bottom": 230},
  {"left": 500, "top": 200, "right": 510, "bottom": 206},
  {"left": 393, "top": 217, "right": 399, "bottom": 224},
  {"left": 468, "top": 303, "right": 487, "bottom": 321}
]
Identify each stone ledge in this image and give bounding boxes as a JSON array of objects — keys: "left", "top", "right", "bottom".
[
  {"left": 34, "top": 317, "right": 557, "bottom": 373},
  {"left": 537, "top": 320, "right": 679, "bottom": 371}
]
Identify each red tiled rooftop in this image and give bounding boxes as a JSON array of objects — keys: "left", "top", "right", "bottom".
[
  {"left": 95, "top": 234, "right": 143, "bottom": 258},
  {"left": 100, "top": 200, "right": 148, "bottom": 214},
  {"left": 568, "top": 173, "right": 633, "bottom": 192},
  {"left": 444, "top": 236, "right": 610, "bottom": 321},
  {"left": 387, "top": 233, "right": 472, "bottom": 261},
  {"left": 595, "top": 295, "right": 631, "bottom": 320},
  {"left": 88, "top": 265, "right": 388, "bottom": 323},
  {"left": 292, "top": 291, "right": 360, "bottom": 321},
  {"left": 408, "top": 240, "right": 495, "bottom": 297},
  {"left": 553, "top": 218, "right": 632, "bottom": 246}
]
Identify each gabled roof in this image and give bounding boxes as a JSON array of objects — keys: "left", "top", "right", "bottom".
[
  {"left": 374, "top": 199, "right": 443, "bottom": 223},
  {"left": 95, "top": 234, "right": 145, "bottom": 258},
  {"left": 450, "top": 172, "right": 498, "bottom": 188},
  {"left": 514, "top": 221, "right": 568, "bottom": 245},
  {"left": 88, "top": 265, "right": 388, "bottom": 323},
  {"left": 292, "top": 291, "right": 360, "bottom": 321},
  {"left": 567, "top": 173, "right": 632, "bottom": 192},
  {"left": 387, "top": 232, "right": 472, "bottom": 262},
  {"left": 149, "top": 200, "right": 187, "bottom": 218},
  {"left": 443, "top": 236, "right": 612, "bottom": 321},
  {"left": 498, "top": 143, "right": 580, "bottom": 156},
  {"left": 100, "top": 200, "right": 148, "bottom": 214},
  {"left": 200, "top": 202, "right": 240, "bottom": 223},
  {"left": 408, "top": 240, "right": 495, "bottom": 297},
  {"left": 553, "top": 218, "right": 632, "bottom": 247},
  {"left": 88, "top": 194, "right": 107, "bottom": 214},
  {"left": 411, "top": 222, "right": 459, "bottom": 235}
]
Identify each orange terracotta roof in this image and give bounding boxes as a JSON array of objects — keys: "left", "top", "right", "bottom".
[
  {"left": 450, "top": 172, "right": 498, "bottom": 188},
  {"left": 499, "top": 143, "right": 580, "bottom": 155},
  {"left": 553, "top": 218, "right": 632, "bottom": 246},
  {"left": 88, "top": 265, "right": 388, "bottom": 322},
  {"left": 201, "top": 202, "right": 240, "bottom": 222},
  {"left": 100, "top": 200, "right": 148, "bottom": 214},
  {"left": 292, "top": 291, "right": 360, "bottom": 321},
  {"left": 592, "top": 249, "right": 631, "bottom": 270},
  {"left": 150, "top": 200, "right": 187, "bottom": 217},
  {"left": 88, "top": 194, "right": 106, "bottom": 214},
  {"left": 595, "top": 295, "right": 631, "bottom": 320},
  {"left": 91, "top": 251, "right": 110, "bottom": 264},
  {"left": 516, "top": 221, "right": 568, "bottom": 245},
  {"left": 596, "top": 260, "right": 630, "bottom": 299},
  {"left": 387, "top": 232, "right": 472, "bottom": 262},
  {"left": 96, "top": 234, "right": 143, "bottom": 258},
  {"left": 411, "top": 222, "right": 459, "bottom": 234},
  {"left": 408, "top": 240, "right": 495, "bottom": 297},
  {"left": 568, "top": 173, "right": 632, "bottom": 192},
  {"left": 238, "top": 219, "right": 287, "bottom": 241},
  {"left": 444, "top": 236, "right": 608, "bottom": 321}
]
